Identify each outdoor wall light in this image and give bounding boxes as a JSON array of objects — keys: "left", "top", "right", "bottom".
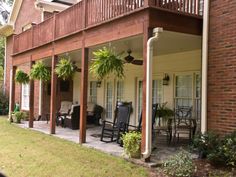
[
  {"left": 163, "top": 74, "right": 170, "bottom": 85},
  {"left": 96, "top": 81, "right": 102, "bottom": 88}
]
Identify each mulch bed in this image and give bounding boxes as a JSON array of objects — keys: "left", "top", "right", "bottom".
[{"left": 148, "top": 159, "right": 235, "bottom": 177}]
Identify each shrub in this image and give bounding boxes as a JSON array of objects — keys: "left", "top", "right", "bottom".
[
  {"left": 122, "top": 131, "right": 141, "bottom": 158},
  {"left": 163, "top": 150, "right": 195, "bottom": 177},
  {"left": 191, "top": 132, "right": 220, "bottom": 158},
  {"left": 208, "top": 132, "right": 236, "bottom": 167},
  {"left": 13, "top": 111, "right": 26, "bottom": 123},
  {"left": 0, "top": 91, "right": 8, "bottom": 115}
]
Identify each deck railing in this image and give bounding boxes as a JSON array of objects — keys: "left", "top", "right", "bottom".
[{"left": 13, "top": 0, "right": 203, "bottom": 54}]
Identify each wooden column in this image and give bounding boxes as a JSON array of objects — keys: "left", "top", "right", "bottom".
[
  {"left": 9, "top": 66, "right": 16, "bottom": 117},
  {"left": 141, "top": 26, "right": 153, "bottom": 159},
  {"left": 79, "top": 47, "right": 88, "bottom": 144},
  {"left": 50, "top": 55, "right": 58, "bottom": 134},
  {"left": 29, "top": 61, "right": 35, "bottom": 128}
]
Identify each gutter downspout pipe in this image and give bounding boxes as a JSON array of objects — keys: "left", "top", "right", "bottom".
[
  {"left": 201, "top": 0, "right": 210, "bottom": 133},
  {"left": 142, "top": 27, "right": 163, "bottom": 159}
]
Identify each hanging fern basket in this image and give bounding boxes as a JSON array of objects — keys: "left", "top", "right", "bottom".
[
  {"left": 89, "top": 47, "right": 124, "bottom": 80},
  {"left": 55, "top": 58, "right": 75, "bottom": 81},
  {"left": 15, "top": 69, "right": 30, "bottom": 84},
  {"left": 30, "top": 61, "right": 51, "bottom": 82}
]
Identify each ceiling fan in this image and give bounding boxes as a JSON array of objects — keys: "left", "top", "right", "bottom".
[
  {"left": 124, "top": 49, "right": 143, "bottom": 65},
  {"left": 72, "top": 61, "right": 81, "bottom": 72}
]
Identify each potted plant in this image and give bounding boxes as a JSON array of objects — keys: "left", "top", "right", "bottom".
[
  {"left": 122, "top": 131, "right": 141, "bottom": 158},
  {"left": 55, "top": 58, "right": 75, "bottom": 80},
  {"left": 30, "top": 61, "right": 51, "bottom": 82},
  {"left": 15, "top": 69, "right": 30, "bottom": 84},
  {"left": 156, "top": 102, "right": 174, "bottom": 126},
  {"left": 89, "top": 47, "right": 124, "bottom": 80},
  {"left": 13, "top": 111, "right": 26, "bottom": 123}
]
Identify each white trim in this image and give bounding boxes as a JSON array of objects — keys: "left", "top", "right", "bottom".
[{"left": 8, "top": 69, "right": 12, "bottom": 118}]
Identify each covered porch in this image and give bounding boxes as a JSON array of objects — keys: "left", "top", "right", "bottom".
[{"left": 10, "top": 29, "right": 202, "bottom": 161}]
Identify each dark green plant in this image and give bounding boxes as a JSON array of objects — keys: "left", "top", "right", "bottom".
[
  {"left": 208, "top": 132, "right": 236, "bottom": 166},
  {"left": 89, "top": 47, "right": 124, "bottom": 80},
  {"left": 13, "top": 111, "right": 26, "bottom": 123},
  {"left": 163, "top": 150, "right": 195, "bottom": 177},
  {"left": 15, "top": 69, "right": 29, "bottom": 84},
  {"left": 0, "top": 91, "right": 8, "bottom": 115},
  {"left": 156, "top": 102, "right": 174, "bottom": 118},
  {"left": 122, "top": 131, "right": 141, "bottom": 158},
  {"left": 30, "top": 61, "right": 51, "bottom": 82},
  {"left": 191, "top": 132, "right": 220, "bottom": 158},
  {"left": 55, "top": 58, "right": 75, "bottom": 80}
]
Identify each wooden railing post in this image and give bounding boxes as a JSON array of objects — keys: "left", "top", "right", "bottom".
[
  {"left": 82, "top": 0, "right": 87, "bottom": 28},
  {"left": 50, "top": 55, "right": 58, "bottom": 134},
  {"left": 29, "top": 59, "right": 35, "bottom": 128},
  {"left": 79, "top": 47, "right": 88, "bottom": 144}
]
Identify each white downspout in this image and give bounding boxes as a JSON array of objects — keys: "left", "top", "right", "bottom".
[
  {"left": 201, "top": 0, "right": 210, "bottom": 133},
  {"left": 142, "top": 27, "right": 163, "bottom": 159}
]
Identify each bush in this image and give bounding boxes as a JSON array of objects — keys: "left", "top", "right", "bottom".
[
  {"left": 122, "top": 131, "right": 141, "bottom": 158},
  {"left": 163, "top": 150, "right": 195, "bottom": 177},
  {"left": 191, "top": 132, "right": 220, "bottom": 158},
  {"left": 192, "top": 131, "right": 236, "bottom": 167},
  {"left": 13, "top": 111, "right": 26, "bottom": 123},
  {"left": 208, "top": 132, "right": 236, "bottom": 167},
  {"left": 0, "top": 91, "right": 9, "bottom": 115}
]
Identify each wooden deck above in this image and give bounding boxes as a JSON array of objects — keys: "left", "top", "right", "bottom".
[{"left": 13, "top": 0, "right": 203, "bottom": 57}]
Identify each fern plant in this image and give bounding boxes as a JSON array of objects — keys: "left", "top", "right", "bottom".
[
  {"left": 55, "top": 58, "right": 75, "bottom": 80},
  {"left": 15, "top": 69, "right": 29, "bottom": 84},
  {"left": 30, "top": 61, "right": 51, "bottom": 82},
  {"left": 122, "top": 131, "right": 141, "bottom": 158},
  {"left": 89, "top": 47, "right": 124, "bottom": 80}
]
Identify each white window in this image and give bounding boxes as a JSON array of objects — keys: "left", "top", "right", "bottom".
[
  {"left": 152, "top": 79, "right": 163, "bottom": 104},
  {"left": 175, "top": 74, "right": 193, "bottom": 108},
  {"left": 137, "top": 79, "right": 163, "bottom": 118},
  {"left": 105, "top": 82, "right": 113, "bottom": 119},
  {"left": 116, "top": 81, "right": 124, "bottom": 102},
  {"left": 89, "top": 81, "right": 97, "bottom": 103},
  {"left": 21, "top": 84, "right": 30, "bottom": 110}
]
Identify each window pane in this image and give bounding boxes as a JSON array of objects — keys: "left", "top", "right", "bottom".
[
  {"left": 89, "top": 81, "right": 97, "bottom": 103},
  {"left": 106, "top": 82, "right": 113, "bottom": 119},
  {"left": 117, "top": 81, "right": 124, "bottom": 102}
]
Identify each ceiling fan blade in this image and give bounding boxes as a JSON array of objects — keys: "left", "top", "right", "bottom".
[{"left": 132, "top": 60, "right": 143, "bottom": 65}]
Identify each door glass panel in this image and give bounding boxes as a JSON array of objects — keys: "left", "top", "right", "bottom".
[{"left": 105, "top": 82, "right": 113, "bottom": 119}]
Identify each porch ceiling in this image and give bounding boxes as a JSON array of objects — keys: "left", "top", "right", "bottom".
[
  {"left": 89, "top": 31, "right": 202, "bottom": 60},
  {"left": 39, "top": 30, "right": 201, "bottom": 66}
]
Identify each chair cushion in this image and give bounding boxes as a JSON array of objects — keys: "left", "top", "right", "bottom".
[
  {"left": 87, "top": 102, "right": 95, "bottom": 113},
  {"left": 59, "top": 101, "right": 72, "bottom": 114},
  {"left": 66, "top": 115, "right": 72, "bottom": 119}
]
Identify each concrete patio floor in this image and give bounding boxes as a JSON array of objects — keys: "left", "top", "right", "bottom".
[{"left": 17, "top": 121, "right": 192, "bottom": 166}]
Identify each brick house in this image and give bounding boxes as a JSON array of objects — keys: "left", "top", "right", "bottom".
[{"left": 0, "top": 0, "right": 234, "bottom": 158}]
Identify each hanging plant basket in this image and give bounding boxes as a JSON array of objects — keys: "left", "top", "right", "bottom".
[
  {"left": 15, "top": 69, "right": 30, "bottom": 84},
  {"left": 30, "top": 61, "right": 51, "bottom": 82},
  {"left": 55, "top": 58, "right": 75, "bottom": 81},
  {"left": 89, "top": 47, "right": 124, "bottom": 80}
]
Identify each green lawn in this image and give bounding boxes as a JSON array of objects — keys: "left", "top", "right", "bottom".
[{"left": 0, "top": 117, "right": 149, "bottom": 177}]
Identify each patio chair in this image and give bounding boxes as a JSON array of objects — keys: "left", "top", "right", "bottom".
[
  {"left": 87, "top": 103, "right": 104, "bottom": 125},
  {"left": 56, "top": 101, "right": 73, "bottom": 126},
  {"left": 64, "top": 105, "right": 80, "bottom": 130},
  {"left": 173, "top": 106, "right": 197, "bottom": 143},
  {"left": 100, "top": 102, "right": 132, "bottom": 144}
]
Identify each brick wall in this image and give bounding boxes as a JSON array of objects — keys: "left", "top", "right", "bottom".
[
  {"left": 208, "top": 1, "right": 236, "bottom": 134},
  {"left": 14, "top": 0, "right": 41, "bottom": 34}
]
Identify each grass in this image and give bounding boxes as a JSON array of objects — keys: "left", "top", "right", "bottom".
[{"left": 0, "top": 116, "right": 148, "bottom": 177}]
